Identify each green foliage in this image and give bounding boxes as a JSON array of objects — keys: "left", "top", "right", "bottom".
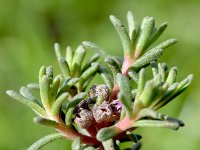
[{"left": 6, "top": 11, "right": 193, "bottom": 150}]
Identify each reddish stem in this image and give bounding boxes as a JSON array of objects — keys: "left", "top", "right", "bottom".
[
  {"left": 86, "top": 125, "right": 98, "bottom": 137},
  {"left": 56, "top": 123, "right": 100, "bottom": 145}
]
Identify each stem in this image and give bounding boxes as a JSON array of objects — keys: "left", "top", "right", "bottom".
[
  {"left": 56, "top": 123, "right": 100, "bottom": 145},
  {"left": 121, "top": 55, "right": 134, "bottom": 76}
]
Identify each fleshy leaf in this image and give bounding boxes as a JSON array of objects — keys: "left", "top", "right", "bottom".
[
  {"left": 135, "top": 16, "right": 155, "bottom": 57},
  {"left": 51, "top": 92, "right": 69, "bottom": 116},
  {"left": 6, "top": 90, "right": 46, "bottom": 117},
  {"left": 110, "top": 15, "right": 132, "bottom": 56},
  {"left": 97, "top": 126, "right": 119, "bottom": 142},
  {"left": 72, "top": 137, "right": 81, "bottom": 150},
  {"left": 33, "top": 116, "right": 58, "bottom": 127},
  {"left": 131, "top": 49, "right": 163, "bottom": 71},
  {"left": 27, "top": 133, "right": 63, "bottom": 150}
]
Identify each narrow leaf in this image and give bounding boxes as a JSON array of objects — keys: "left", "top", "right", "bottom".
[
  {"left": 72, "top": 137, "right": 81, "bottom": 150},
  {"left": 66, "top": 46, "right": 74, "bottom": 71},
  {"left": 82, "top": 41, "right": 107, "bottom": 58},
  {"left": 54, "top": 43, "right": 70, "bottom": 77},
  {"left": 51, "top": 92, "right": 69, "bottom": 116},
  {"left": 50, "top": 76, "right": 61, "bottom": 103},
  {"left": 40, "top": 75, "right": 51, "bottom": 110},
  {"left": 150, "top": 38, "right": 177, "bottom": 51},
  {"left": 67, "top": 92, "right": 87, "bottom": 109},
  {"left": 158, "top": 63, "right": 168, "bottom": 81},
  {"left": 139, "top": 81, "right": 158, "bottom": 107},
  {"left": 135, "top": 16, "right": 155, "bottom": 57},
  {"left": 33, "top": 116, "right": 58, "bottom": 127},
  {"left": 146, "top": 22, "right": 168, "bottom": 48},
  {"left": 97, "top": 126, "right": 119, "bottom": 142},
  {"left": 79, "top": 63, "right": 99, "bottom": 88},
  {"left": 128, "top": 70, "right": 139, "bottom": 84},
  {"left": 6, "top": 90, "right": 46, "bottom": 117},
  {"left": 166, "top": 67, "right": 178, "bottom": 85},
  {"left": 57, "top": 57, "right": 70, "bottom": 78},
  {"left": 57, "top": 78, "right": 79, "bottom": 97},
  {"left": 27, "top": 83, "right": 40, "bottom": 90},
  {"left": 110, "top": 15, "right": 132, "bottom": 56},
  {"left": 116, "top": 73, "right": 132, "bottom": 105},
  {"left": 127, "top": 11, "right": 135, "bottom": 38},
  {"left": 131, "top": 49, "right": 163, "bottom": 71},
  {"left": 46, "top": 66, "right": 53, "bottom": 79},
  {"left": 105, "top": 57, "right": 121, "bottom": 77},
  {"left": 72, "top": 45, "right": 86, "bottom": 76},
  {"left": 133, "top": 120, "right": 180, "bottom": 130},
  {"left": 82, "top": 53, "right": 100, "bottom": 73},
  {"left": 118, "top": 92, "right": 132, "bottom": 118},
  {"left": 27, "top": 133, "right": 63, "bottom": 150},
  {"left": 135, "top": 68, "right": 145, "bottom": 105}
]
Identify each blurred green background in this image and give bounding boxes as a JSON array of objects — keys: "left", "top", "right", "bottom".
[{"left": 0, "top": 0, "right": 200, "bottom": 149}]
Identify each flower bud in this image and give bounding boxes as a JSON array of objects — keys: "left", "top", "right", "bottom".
[
  {"left": 92, "top": 102, "right": 118, "bottom": 124},
  {"left": 74, "top": 109, "right": 95, "bottom": 129},
  {"left": 89, "top": 84, "right": 110, "bottom": 103}
]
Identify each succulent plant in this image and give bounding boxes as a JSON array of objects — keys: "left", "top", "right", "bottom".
[{"left": 6, "top": 11, "right": 193, "bottom": 150}]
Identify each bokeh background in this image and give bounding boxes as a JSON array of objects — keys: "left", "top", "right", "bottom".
[{"left": 0, "top": 0, "right": 200, "bottom": 149}]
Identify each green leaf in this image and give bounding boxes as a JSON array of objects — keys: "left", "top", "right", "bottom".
[
  {"left": 135, "top": 16, "right": 155, "bottom": 57},
  {"left": 116, "top": 73, "right": 132, "bottom": 101},
  {"left": 97, "top": 126, "right": 119, "bottom": 142},
  {"left": 139, "top": 81, "right": 158, "bottom": 107},
  {"left": 20, "top": 86, "right": 37, "bottom": 101},
  {"left": 72, "top": 45, "right": 86, "bottom": 76},
  {"left": 27, "top": 83, "right": 40, "bottom": 90},
  {"left": 118, "top": 92, "right": 132, "bottom": 118},
  {"left": 40, "top": 75, "right": 51, "bottom": 110},
  {"left": 82, "top": 75, "right": 95, "bottom": 90},
  {"left": 6, "top": 90, "right": 46, "bottom": 117},
  {"left": 98, "top": 65, "right": 113, "bottom": 90},
  {"left": 150, "top": 61, "right": 158, "bottom": 77},
  {"left": 51, "top": 92, "right": 69, "bottom": 116},
  {"left": 72, "top": 137, "right": 81, "bottom": 150},
  {"left": 156, "top": 74, "right": 193, "bottom": 109},
  {"left": 79, "top": 63, "right": 99, "bottom": 89},
  {"left": 82, "top": 41, "right": 107, "bottom": 58},
  {"left": 27, "top": 133, "right": 63, "bottom": 150},
  {"left": 135, "top": 69, "right": 145, "bottom": 105},
  {"left": 130, "top": 49, "right": 163, "bottom": 71},
  {"left": 150, "top": 38, "right": 177, "bottom": 51},
  {"left": 67, "top": 92, "right": 87, "bottom": 109},
  {"left": 127, "top": 11, "right": 136, "bottom": 38},
  {"left": 166, "top": 67, "right": 178, "bottom": 85},
  {"left": 54, "top": 43, "right": 62, "bottom": 58},
  {"left": 133, "top": 120, "right": 180, "bottom": 130},
  {"left": 39, "top": 66, "right": 46, "bottom": 83},
  {"left": 128, "top": 70, "right": 138, "bottom": 84},
  {"left": 102, "top": 139, "right": 115, "bottom": 150},
  {"left": 57, "top": 78, "right": 79, "bottom": 97},
  {"left": 110, "top": 15, "right": 132, "bottom": 56},
  {"left": 46, "top": 66, "right": 54, "bottom": 80},
  {"left": 54, "top": 43, "right": 70, "bottom": 78},
  {"left": 105, "top": 57, "right": 121, "bottom": 77},
  {"left": 146, "top": 22, "right": 168, "bottom": 49},
  {"left": 66, "top": 46, "right": 74, "bottom": 71},
  {"left": 65, "top": 107, "right": 74, "bottom": 127},
  {"left": 116, "top": 73, "right": 132, "bottom": 118},
  {"left": 57, "top": 57, "right": 71, "bottom": 78},
  {"left": 33, "top": 116, "right": 58, "bottom": 127},
  {"left": 82, "top": 53, "right": 100, "bottom": 73},
  {"left": 158, "top": 63, "right": 168, "bottom": 81},
  {"left": 50, "top": 76, "right": 61, "bottom": 103}
]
